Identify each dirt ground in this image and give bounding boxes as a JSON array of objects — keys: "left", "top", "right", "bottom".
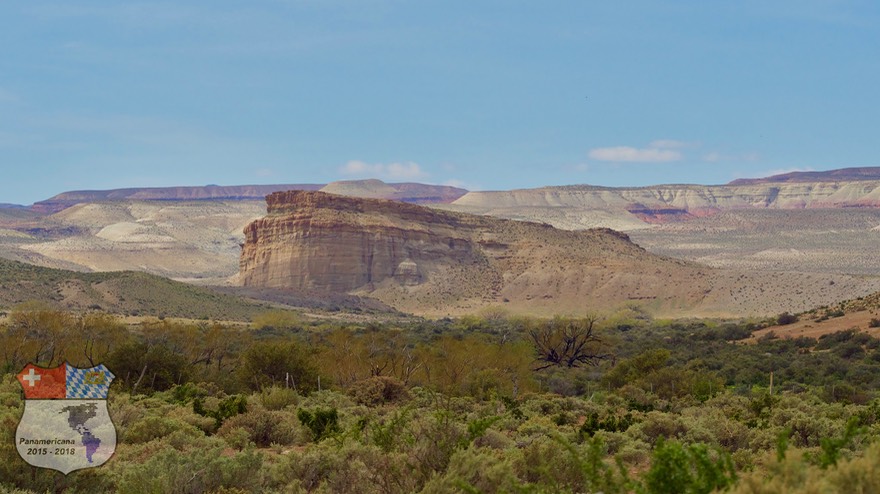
[{"left": 748, "top": 310, "right": 880, "bottom": 343}]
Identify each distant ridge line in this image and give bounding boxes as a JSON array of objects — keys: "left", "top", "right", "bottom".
[
  {"left": 728, "top": 167, "right": 880, "bottom": 185},
  {"left": 31, "top": 180, "right": 469, "bottom": 213}
]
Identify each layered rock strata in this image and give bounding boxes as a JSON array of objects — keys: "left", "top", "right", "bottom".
[{"left": 446, "top": 180, "right": 880, "bottom": 229}]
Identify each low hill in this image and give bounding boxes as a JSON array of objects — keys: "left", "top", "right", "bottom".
[
  {"left": 0, "top": 257, "right": 273, "bottom": 320},
  {"left": 239, "top": 191, "right": 880, "bottom": 318}
]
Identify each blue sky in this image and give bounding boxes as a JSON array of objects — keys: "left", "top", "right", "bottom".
[{"left": 1, "top": 1, "right": 878, "bottom": 204}]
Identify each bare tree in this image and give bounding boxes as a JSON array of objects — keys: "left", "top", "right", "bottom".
[{"left": 528, "top": 316, "right": 613, "bottom": 371}]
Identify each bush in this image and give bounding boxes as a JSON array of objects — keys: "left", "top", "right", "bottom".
[
  {"left": 259, "top": 386, "right": 300, "bottom": 411},
  {"left": 217, "top": 408, "right": 297, "bottom": 447},
  {"left": 297, "top": 407, "right": 340, "bottom": 442},
  {"left": 777, "top": 313, "right": 798, "bottom": 325},
  {"left": 644, "top": 438, "right": 737, "bottom": 494},
  {"left": 193, "top": 394, "right": 247, "bottom": 429},
  {"left": 421, "top": 448, "right": 522, "bottom": 494},
  {"left": 348, "top": 376, "right": 409, "bottom": 406},
  {"left": 579, "top": 411, "right": 635, "bottom": 438}
]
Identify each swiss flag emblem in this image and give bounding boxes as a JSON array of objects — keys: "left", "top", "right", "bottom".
[{"left": 16, "top": 364, "right": 66, "bottom": 399}]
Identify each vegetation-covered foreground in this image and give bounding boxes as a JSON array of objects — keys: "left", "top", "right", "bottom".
[{"left": 3, "top": 304, "right": 880, "bottom": 492}]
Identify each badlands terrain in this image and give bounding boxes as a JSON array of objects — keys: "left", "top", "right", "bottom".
[{"left": 2, "top": 167, "right": 880, "bottom": 317}]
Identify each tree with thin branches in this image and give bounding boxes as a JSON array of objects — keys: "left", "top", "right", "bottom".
[{"left": 527, "top": 316, "right": 613, "bottom": 371}]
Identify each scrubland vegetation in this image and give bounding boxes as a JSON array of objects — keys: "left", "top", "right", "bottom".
[{"left": 3, "top": 303, "right": 880, "bottom": 492}]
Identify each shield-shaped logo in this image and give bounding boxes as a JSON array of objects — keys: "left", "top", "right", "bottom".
[{"left": 15, "top": 363, "right": 116, "bottom": 474}]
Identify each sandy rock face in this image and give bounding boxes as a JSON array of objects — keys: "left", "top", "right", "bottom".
[{"left": 239, "top": 191, "right": 480, "bottom": 292}]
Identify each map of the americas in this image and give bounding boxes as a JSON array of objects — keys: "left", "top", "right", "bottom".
[{"left": 60, "top": 402, "right": 101, "bottom": 463}]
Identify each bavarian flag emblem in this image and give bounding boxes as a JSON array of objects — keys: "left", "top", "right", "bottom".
[{"left": 15, "top": 363, "right": 116, "bottom": 474}]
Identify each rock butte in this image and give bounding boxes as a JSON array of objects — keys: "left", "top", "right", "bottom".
[{"left": 239, "top": 190, "right": 880, "bottom": 317}]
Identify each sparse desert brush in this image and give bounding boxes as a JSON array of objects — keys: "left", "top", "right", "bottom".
[{"left": 4, "top": 306, "right": 880, "bottom": 491}]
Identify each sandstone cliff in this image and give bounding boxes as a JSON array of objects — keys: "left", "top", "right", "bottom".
[{"left": 239, "top": 191, "right": 880, "bottom": 317}]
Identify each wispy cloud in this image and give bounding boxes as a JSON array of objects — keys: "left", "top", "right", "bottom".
[
  {"left": 340, "top": 160, "right": 429, "bottom": 181},
  {"left": 588, "top": 141, "right": 683, "bottom": 163}
]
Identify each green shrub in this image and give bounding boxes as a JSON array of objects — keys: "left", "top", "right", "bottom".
[
  {"left": 644, "top": 438, "right": 736, "bottom": 494},
  {"left": 193, "top": 394, "right": 247, "bottom": 429},
  {"left": 580, "top": 411, "right": 635, "bottom": 438},
  {"left": 166, "top": 382, "right": 210, "bottom": 404},
  {"left": 297, "top": 407, "right": 340, "bottom": 442},
  {"left": 259, "top": 386, "right": 300, "bottom": 411}
]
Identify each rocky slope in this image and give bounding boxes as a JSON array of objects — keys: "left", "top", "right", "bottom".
[{"left": 239, "top": 191, "right": 880, "bottom": 317}]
